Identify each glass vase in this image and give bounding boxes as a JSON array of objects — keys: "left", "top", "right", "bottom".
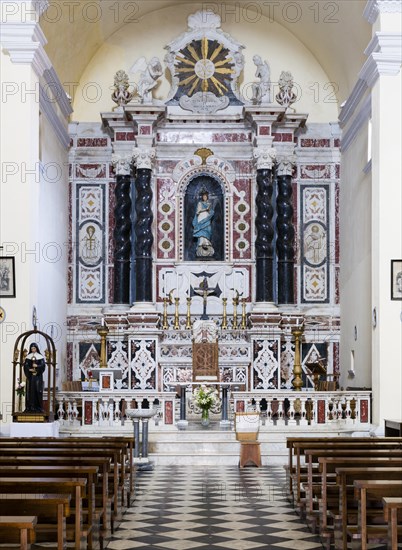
[{"left": 201, "top": 408, "right": 210, "bottom": 427}]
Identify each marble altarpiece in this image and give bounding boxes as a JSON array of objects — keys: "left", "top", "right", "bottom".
[{"left": 66, "top": 11, "right": 341, "bottom": 419}]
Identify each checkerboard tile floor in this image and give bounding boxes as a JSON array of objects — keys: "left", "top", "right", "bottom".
[{"left": 106, "top": 465, "right": 325, "bottom": 550}]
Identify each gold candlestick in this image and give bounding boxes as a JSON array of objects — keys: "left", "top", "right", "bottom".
[
  {"left": 162, "top": 297, "right": 169, "bottom": 330},
  {"left": 185, "top": 297, "right": 192, "bottom": 329},
  {"left": 232, "top": 294, "right": 239, "bottom": 329},
  {"left": 292, "top": 326, "right": 304, "bottom": 391},
  {"left": 222, "top": 298, "right": 228, "bottom": 329},
  {"left": 173, "top": 297, "right": 180, "bottom": 330},
  {"left": 240, "top": 298, "right": 247, "bottom": 329},
  {"left": 97, "top": 325, "right": 109, "bottom": 368}
]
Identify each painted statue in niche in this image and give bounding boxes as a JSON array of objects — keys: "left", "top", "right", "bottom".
[{"left": 184, "top": 175, "right": 224, "bottom": 261}]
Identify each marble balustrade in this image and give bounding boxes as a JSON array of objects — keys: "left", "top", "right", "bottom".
[{"left": 55, "top": 390, "right": 371, "bottom": 429}]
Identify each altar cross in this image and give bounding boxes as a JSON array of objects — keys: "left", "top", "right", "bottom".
[{"left": 194, "top": 277, "right": 215, "bottom": 320}]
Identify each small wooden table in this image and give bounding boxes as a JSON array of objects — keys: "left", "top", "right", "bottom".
[{"left": 239, "top": 441, "right": 261, "bottom": 468}]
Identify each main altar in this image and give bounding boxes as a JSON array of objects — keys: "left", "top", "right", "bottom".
[{"left": 59, "top": 10, "right": 371, "bottom": 438}]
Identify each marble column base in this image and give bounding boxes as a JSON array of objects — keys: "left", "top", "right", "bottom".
[{"left": 177, "top": 420, "right": 189, "bottom": 430}]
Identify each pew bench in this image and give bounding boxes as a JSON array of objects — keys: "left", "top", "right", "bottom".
[
  {"left": 0, "top": 515, "right": 37, "bottom": 550},
  {"left": 0, "top": 495, "right": 70, "bottom": 550},
  {"left": 383, "top": 497, "right": 402, "bottom": 550}
]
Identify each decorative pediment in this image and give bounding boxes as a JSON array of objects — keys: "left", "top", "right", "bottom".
[{"left": 164, "top": 10, "right": 245, "bottom": 112}]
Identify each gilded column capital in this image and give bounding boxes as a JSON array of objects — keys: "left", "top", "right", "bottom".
[
  {"left": 133, "top": 147, "right": 156, "bottom": 170},
  {"left": 253, "top": 146, "right": 276, "bottom": 170}
]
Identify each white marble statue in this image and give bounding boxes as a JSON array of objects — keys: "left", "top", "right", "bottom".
[
  {"left": 251, "top": 55, "right": 271, "bottom": 104},
  {"left": 130, "top": 56, "right": 163, "bottom": 104}
]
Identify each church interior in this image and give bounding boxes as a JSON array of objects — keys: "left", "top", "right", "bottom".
[{"left": 0, "top": 0, "right": 401, "bottom": 548}]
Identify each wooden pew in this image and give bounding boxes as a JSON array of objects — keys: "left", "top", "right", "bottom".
[
  {"left": 352, "top": 479, "right": 402, "bottom": 549},
  {"left": 0, "top": 478, "right": 87, "bottom": 550},
  {"left": 0, "top": 466, "right": 99, "bottom": 550},
  {"left": 0, "top": 436, "right": 135, "bottom": 508},
  {"left": 383, "top": 497, "right": 402, "bottom": 550},
  {"left": 292, "top": 441, "right": 402, "bottom": 512},
  {"left": 0, "top": 451, "right": 112, "bottom": 535},
  {"left": 285, "top": 437, "right": 402, "bottom": 498},
  {"left": 0, "top": 495, "right": 70, "bottom": 550},
  {"left": 0, "top": 515, "right": 37, "bottom": 550},
  {"left": 332, "top": 466, "right": 402, "bottom": 549}
]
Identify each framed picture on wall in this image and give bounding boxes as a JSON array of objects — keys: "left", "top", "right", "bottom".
[
  {"left": 99, "top": 372, "right": 114, "bottom": 392},
  {"left": 391, "top": 260, "right": 402, "bottom": 300},
  {"left": 0, "top": 257, "right": 16, "bottom": 298}
]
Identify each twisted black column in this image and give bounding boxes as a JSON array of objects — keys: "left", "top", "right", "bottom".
[
  {"left": 114, "top": 174, "right": 132, "bottom": 303},
  {"left": 276, "top": 174, "right": 295, "bottom": 303},
  {"left": 255, "top": 168, "right": 274, "bottom": 302},
  {"left": 135, "top": 168, "right": 153, "bottom": 302}
]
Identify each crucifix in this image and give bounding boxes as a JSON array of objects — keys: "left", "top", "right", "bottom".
[{"left": 194, "top": 277, "right": 215, "bottom": 320}]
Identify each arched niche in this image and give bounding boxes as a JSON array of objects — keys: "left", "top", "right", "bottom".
[{"left": 184, "top": 174, "right": 224, "bottom": 262}]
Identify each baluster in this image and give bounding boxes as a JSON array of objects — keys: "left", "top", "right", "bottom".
[
  {"left": 287, "top": 396, "right": 296, "bottom": 424},
  {"left": 72, "top": 400, "right": 79, "bottom": 424},
  {"left": 98, "top": 400, "right": 105, "bottom": 425},
  {"left": 57, "top": 399, "right": 65, "bottom": 423},
  {"left": 67, "top": 400, "right": 73, "bottom": 423},
  {"left": 345, "top": 397, "right": 352, "bottom": 423},
  {"left": 108, "top": 400, "right": 114, "bottom": 426},
  {"left": 114, "top": 398, "right": 121, "bottom": 424},
  {"left": 277, "top": 399, "right": 284, "bottom": 425},
  {"left": 299, "top": 397, "right": 308, "bottom": 426}
]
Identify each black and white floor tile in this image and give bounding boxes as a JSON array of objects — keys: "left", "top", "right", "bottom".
[{"left": 106, "top": 465, "right": 325, "bottom": 550}]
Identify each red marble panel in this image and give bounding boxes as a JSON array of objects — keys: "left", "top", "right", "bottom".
[
  {"left": 67, "top": 342, "right": 73, "bottom": 381},
  {"left": 273, "top": 133, "right": 292, "bottom": 142},
  {"left": 77, "top": 138, "right": 108, "bottom": 147},
  {"left": 108, "top": 181, "right": 116, "bottom": 263},
  {"left": 360, "top": 399, "right": 369, "bottom": 423},
  {"left": 127, "top": 132, "right": 136, "bottom": 141},
  {"left": 84, "top": 401, "right": 93, "bottom": 425},
  {"left": 108, "top": 266, "right": 114, "bottom": 304},
  {"left": 259, "top": 126, "right": 270, "bottom": 135},
  {"left": 332, "top": 342, "right": 340, "bottom": 377},
  {"left": 236, "top": 401, "right": 245, "bottom": 412},
  {"left": 233, "top": 161, "right": 253, "bottom": 175},
  {"left": 68, "top": 266, "right": 73, "bottom": 304},
  {"left": 335, "top": 267, "right": 340, "bottom": 304},
  {"left": 164, "top": 401, "right": 174, "bottom": 424},
  {"left": 139, "top": 125, "right": 151, "bottom": 135},
  {"left": 317, "top": 400, "right": 326, "bottom": 423},
  {"left": 300, "top": 139, "right": 330, "bottom": 148},
  {"left": 334, "top": 138, "right": 341, "bottom": 148},
  {"left": 335, "top": 164, "right": 340, "bottom": 179}
]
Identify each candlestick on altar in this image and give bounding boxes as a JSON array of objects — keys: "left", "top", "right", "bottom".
[
  {"left": 240, "top": 298, "right": 247, "bottom": 330},
  {"left": 222, "top": 298, "right": 228, "bottom": 330},
  {"left": 162, "top": 297, "right": 169, "bottom": 330},
  {"left": 232, "top": 291, "right": 239, "bottom": 329},
  {"left": 173, "top": 297, "right": 180, "bottom": 330},
  {"left": 185, "top": 297, "right": 192, "bottom": 329},
  {"left": 97, "top": 323, "right": 110, "bottom": 368},
  {"left": 291, "top": 324, "right": 304, "bottom": 391}
]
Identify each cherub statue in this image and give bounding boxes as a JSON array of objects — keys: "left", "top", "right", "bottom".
[
  {"left": 111, "top": 70, "right": 134, "bottom": 110},
  {"left": 130, "top": 56, "right": 163, "bottom": 104},
  {"left": 251, "top": 55, "right": 271, "bottom": 104}
]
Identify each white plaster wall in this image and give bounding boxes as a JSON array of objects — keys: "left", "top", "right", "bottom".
[
  {"left": 371, "top": 73, "right": 402, "bottom": 426},
  {"left": 0, "top": 52, "right": 40, "bottom": 428},
  {"left": 339, "top": 113, "right": 372, "bottom": 390},
  {"left": 72, "top": 3, "right": 338, "bottom": 123},
  {"left": 38, "top": 113, "right": 69, "bottom": 386},
  {"left": 0, "top": 51, "right": 69, "bottom": 431}
]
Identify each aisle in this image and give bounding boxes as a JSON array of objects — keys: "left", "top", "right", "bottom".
[{"left": 106, "top": 465, "right": 324, "bottom": 550}]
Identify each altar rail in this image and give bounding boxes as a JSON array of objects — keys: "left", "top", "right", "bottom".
[{"left": 55, "top": 390, "right": 371, "bottom": 429}]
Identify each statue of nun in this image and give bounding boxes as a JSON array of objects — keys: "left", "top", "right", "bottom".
[{"left": 23, "top": 342, "right": 45, "bottom": 413}]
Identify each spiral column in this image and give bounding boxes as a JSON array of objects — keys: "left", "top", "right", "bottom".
[
  {"left": 276, "top": 152, "right": 297, "bottom": 304},
  {"left": 133, "top": 148, "right": 156, "bottom": 302},
  {"left": 253, "top": 147, "right": 276, "bottom": 302},
  {"left": 112, "top": 154, "right": 133, "bottom": 304}
]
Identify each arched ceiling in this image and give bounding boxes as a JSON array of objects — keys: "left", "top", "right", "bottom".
[{"left": 41, "top": 0, "right": 371, "bottom": 106}]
